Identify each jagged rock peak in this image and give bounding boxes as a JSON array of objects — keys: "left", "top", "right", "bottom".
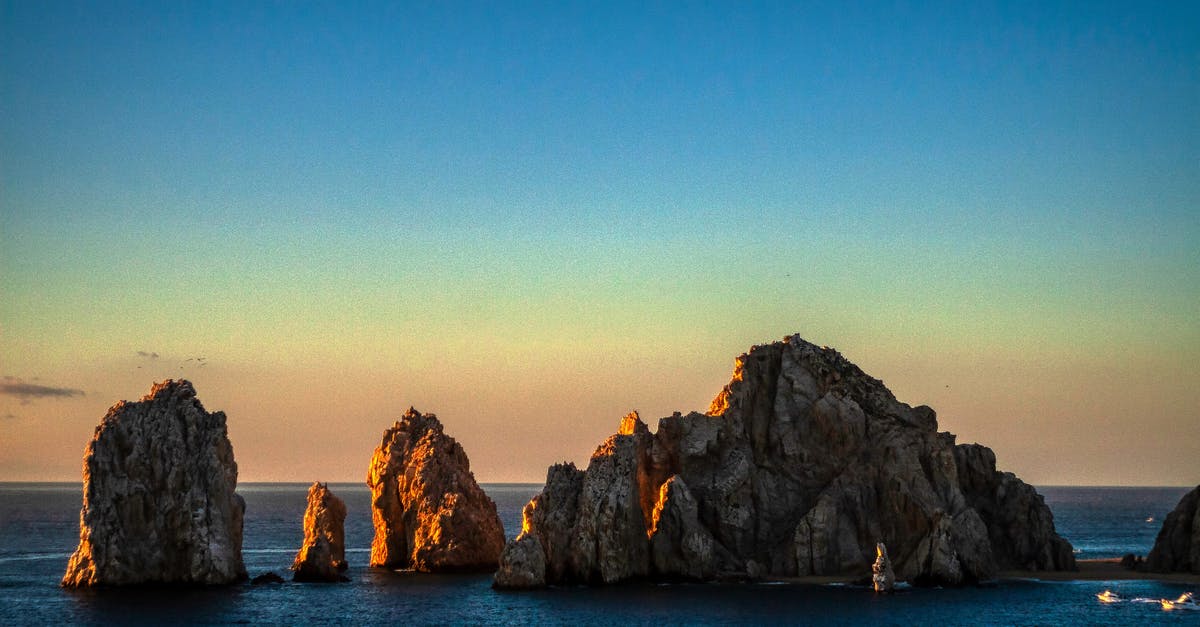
[
  {"left": 367, "top": 407, "right": 505, "bottom": 572},
  {"left": 62, "top": 379, "right": 246, "bottom": 587},
  {"left": 1146, "top": 485, "right": 1200, "bottom": 574},
  {"left": 497, "top": 335, "right": 1075, "bottom": 588},
  {"left": 292, "top": 482, "right": 349, "bottom": 582},
  {"left": 146, "top": 378, "right": 197, "bottom": 399},
  {"left": 708, "top": 335, "right": 930, "bottom": 430},
  {"left": 618, "top": 411, "right": 648, "bottom": 435}
]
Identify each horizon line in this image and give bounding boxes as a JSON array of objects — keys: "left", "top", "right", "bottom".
[{"left": 0, "top": 480, "right": 1194, "bottom": 489}]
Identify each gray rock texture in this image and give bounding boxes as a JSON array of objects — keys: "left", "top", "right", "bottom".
[
  {"left": 1146, "top": 485, "right": 1200, "bottom": 574},
  {"left": 873, "top": 542, "right": 895, "bottom": 593},
  {"left": 519, "top": 462, "right": 585, "bottom": 583},
  {"left": 292, "top": 482, "right": 348, "bottom": 582},
  {"left": 493, "top": 534, "right": 547, "bottom": 589},
  {"left": 62, "top": 380, "right": 246, "bottom": 587},
  {"left": 366, "top": 408, "right": 505, "bottom": 572},
  {"left": 496, "top": 336, "right": 1075, "bottom": 587},
  {"left": 648, "top": 475, "right": 717, "bottom": 580}
]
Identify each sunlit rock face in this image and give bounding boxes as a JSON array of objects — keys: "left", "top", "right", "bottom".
[
  {"left": 1146, "top": 485, "right": 1200, "bottom": 574},
  {"left": 873, "top": 543, "right": 895, "bottom": 593},
  {"left": 519, "top": 462, "right": 584, "bottom": 583},
  {"left": 366, "top": 408, "right": 505, "bottom": 572},
  {"left": 648, "top": 476, "right": 717, "bottom": 580},
  {"left": 292, "top": 482, "right": 348, "bottom": 582},
  {"left": 497, "top": 336, "right": 1075, "bottom": 588},
  {"left": 62, "top": 380, "right": 246, "bottom": 587}
]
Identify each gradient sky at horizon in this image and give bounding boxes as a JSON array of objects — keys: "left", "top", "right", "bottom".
[{"left": 2, "top": 1, "right": 1197, "bottom": 485}]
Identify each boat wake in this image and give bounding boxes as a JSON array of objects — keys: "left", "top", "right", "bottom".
[
  {"left": 1160, "top": 592, "right": 1199, "bottom": 611},
  {"left": 1097, "top": 590, "right": 1199, "bottom": 611}
]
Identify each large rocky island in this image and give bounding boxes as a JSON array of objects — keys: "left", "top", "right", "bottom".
[
  {"left": 62, "top": 380, "right": 246, "bottom": 587},
  {"left": 367, "top": 408, "right": 506, "bottom": 572},
  {"left": 496, "top": 336, "right": 1075, "bottom": 588}
]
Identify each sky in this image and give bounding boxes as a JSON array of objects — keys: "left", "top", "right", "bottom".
[{"left": 1, "top": 1, "right": 1197, "bottom": 486}]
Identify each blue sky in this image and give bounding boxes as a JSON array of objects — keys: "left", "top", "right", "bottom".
[
  {"left": 1, "top": 1, "right": 1197, "bottom": 483},
  {"left": 6, "top": 1, "right": 1197, "bottom": 228}
]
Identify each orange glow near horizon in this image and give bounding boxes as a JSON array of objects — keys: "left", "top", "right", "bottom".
[{"left": 0, "top": 331, "right": 1197, "bottom": 487}]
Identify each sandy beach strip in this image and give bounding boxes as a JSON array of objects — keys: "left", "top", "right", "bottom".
[
  {"left": 1001, "top": 558, "right": 1199, "bottom": 584},
  {"left": 776, "top": 559, "right": 1199, "bottom": 586}
]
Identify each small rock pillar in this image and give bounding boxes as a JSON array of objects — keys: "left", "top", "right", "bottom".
[{"left": 873, "top": 542, "right": 895, "bottom": 593}]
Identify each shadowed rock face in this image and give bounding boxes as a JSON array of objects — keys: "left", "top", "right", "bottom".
[
  {"left": 62, "top": 380, "right": 246, "bottom": 587},
  {"left": 1146, "top": 485, "right": 1200, "bottom": 574},
  {"left": 292, "top": 482, "right": 348, "bottom": 582},
  {"left": 493, "top": 534, "right": 546, "bottom": 589},
  {"left": 496, "top": 336, "right": 1075, "bottom": 588},
  {"left": 873, "top": 543, "right": 895, "bottom": 593},
  {"left": 366, "top": 408, "right": 505, "bottom": 572}
]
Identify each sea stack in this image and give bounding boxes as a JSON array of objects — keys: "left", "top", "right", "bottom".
[
  {"left": 292, "top": 482, "right": 349, "bottom": 582},
  {"left": 1145, "top": 484, "right": 1200, "bottom": 574},
  {"left": 496, "top": 336, "right": 1076, "bottom": 588},
  {"left": 62, "top": 380, "right": 246, "bottom": 587},
  {"left": 366, "top": 408, "right": 505, "bottom": 572},
  {"left": 873, "top": 543, "right": 895, "bottom": 593}
]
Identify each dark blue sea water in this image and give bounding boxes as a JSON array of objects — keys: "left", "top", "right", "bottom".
[{"left": 0, "top": 483, "right": 1195, "bottom": 625}]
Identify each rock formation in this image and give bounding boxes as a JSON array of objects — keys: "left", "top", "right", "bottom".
[
  {"left": 495, "top": 336, "right": 1075, "bottom": 588},
  {"left": 1146, "top": 484, "right": 1200, "bottom": 574},
  {"left": 62, "top": 380, "right": 246, "bottom": 587},
  {"left": 292, "top": 482, "right": 348, "bottom": 582},
  {"left": 366, "top": 408, "right": 505, "bottom": 572},
  {"left": 873, "top": 543, "right": 895, "bottom": 593},
  {"left": 493, "top": 534, "right": 547, "bottom": 589},
  {"left": 251, "top": 572, "right": 285, "bottom": 585},
  {"left": 649, "top": 476, "right": 718, "bottom": 581}
]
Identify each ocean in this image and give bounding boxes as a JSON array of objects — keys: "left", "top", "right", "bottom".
[{"left": 0, "top": 483, "right": 1194, "bottom": 625}]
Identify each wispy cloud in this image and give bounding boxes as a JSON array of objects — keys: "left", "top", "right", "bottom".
[
  {"left": 131, "top": 351, "right": 212, "bottom": 371},
  {"left": 0, "top": 378, "right": 86, "bottom": 400}
]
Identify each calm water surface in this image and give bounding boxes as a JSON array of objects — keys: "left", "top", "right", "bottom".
[{"left": 0, "top": 483, "right": 1194, "bottom": 625}]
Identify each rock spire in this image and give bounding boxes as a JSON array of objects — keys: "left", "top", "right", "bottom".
[
  {"left": 62, "top": 380, "right": 246, "bottom": 587},
  {"left": 367, "top": 408, "right": 505, "bottom": 572},
  {"left": 292, "top": 482, "right": 349, "bottom": 582},
  {"left": 873, "top": 543, "right": 895, "bottom": 593}
]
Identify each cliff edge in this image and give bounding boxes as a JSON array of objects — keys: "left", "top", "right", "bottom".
[{"left": 1146, "top": 485, "right": 1200, "bottom": 574}]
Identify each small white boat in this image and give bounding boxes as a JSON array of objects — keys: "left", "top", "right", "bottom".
[
  {"left": 1097, "top": 589, "right": 1122, "bottom": 603},
  {"left": 1160, "top": 592, "right": 1198, "bottom": 610},
  {"left": 1146, "top": 516, "right": 1154, "bottom": 523}
]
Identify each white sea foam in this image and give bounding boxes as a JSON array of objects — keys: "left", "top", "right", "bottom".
[{"left": 0, "top": 552, "right": 72, "bottom": 563}]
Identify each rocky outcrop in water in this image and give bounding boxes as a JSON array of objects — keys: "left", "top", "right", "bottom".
[
  {"left": 62, "top": 380, "right": 246, "bottom": 587},
  {"left": 292, "top": 482, "right": 348, "bottom": 582},
  {"left": 1146, "top": 485, "right": 1200, "bottom": 574},
  {"left": 251, "top": 572, "right": 285, "bottom": 585},
  {"left": 873, "top": 543, "right": 895, "bottom": 593},
  {"left": 366, "top": 408, "right": 505, "bottom": 572},
  {"left": 495, "top": 336, "right": 1075, "bottom": 588},
  {"left": 493, "top": 534, "right": 547, "bottom": 589}
]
